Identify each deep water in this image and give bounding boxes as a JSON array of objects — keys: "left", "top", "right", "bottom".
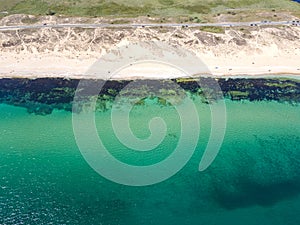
[{"left": 1, "top": 96, "right": 300, "bottom": 225}]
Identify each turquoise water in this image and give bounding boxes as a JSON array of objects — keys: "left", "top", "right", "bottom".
[{"left": 1, "top": 99, "right": 300, "bottom": 224}]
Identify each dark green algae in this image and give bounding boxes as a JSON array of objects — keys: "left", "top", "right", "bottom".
[{"left": 0, "top": 77, "right": 299, "bottom": 115}]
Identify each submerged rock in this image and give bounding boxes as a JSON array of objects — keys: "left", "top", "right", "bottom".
[{"left": 0, "top": 77, "right": 299, "bottom": 115}]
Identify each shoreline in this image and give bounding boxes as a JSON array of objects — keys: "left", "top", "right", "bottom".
[{"left": 1, "top": 73, "right": 300, "bottom": 80}]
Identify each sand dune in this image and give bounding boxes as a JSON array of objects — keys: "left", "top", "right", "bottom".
[{"left": 0, "top": 17, "right": 299, "bottom": 79}]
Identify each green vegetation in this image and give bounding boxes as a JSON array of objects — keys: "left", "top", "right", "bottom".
[
  {"left": 21, "top": 16, "right": 39, "bottom": 24},
  {"left": 266, "top": 82, "right": 297, "bottom": 88},
  {"left": 110, "top": 19, "right": 130, "bottom": 24},
  {"left": 175, "top": 78, "right": 198, "bottom": 83},
  {"left": 0, "top": 0, "right": 299, "bottom": 20},
  {"left": 229, "top": 91, "right": 249, "bottom": 98},
  {"left": 0, "top": 0, "right": 21, "bottom": 11},
  {"left": 200, "top": 26, "right": 225, "bottom": 33}
]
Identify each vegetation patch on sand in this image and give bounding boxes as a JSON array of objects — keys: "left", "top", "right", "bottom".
[{"left": 200, "top": 26, "right": 225, "bottom": 34}]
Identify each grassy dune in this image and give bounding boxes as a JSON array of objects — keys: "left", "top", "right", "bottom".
[{"left": 0, "top": 0, "right": 300, "bottom": 19}]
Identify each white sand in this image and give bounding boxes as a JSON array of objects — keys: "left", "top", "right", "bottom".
[
  {"left": 0, "top": 51, "right": 299, "bottom": 80},
  {"left": 1, "top": 25, "right": 299, "bottom": 80}
]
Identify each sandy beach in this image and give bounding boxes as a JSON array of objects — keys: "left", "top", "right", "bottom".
[
  {"left": 0, "top": 21, "right": 299, "bottom": 80},
  {"left": 0, "top": 50, "right": 299, "bottom": 80}
]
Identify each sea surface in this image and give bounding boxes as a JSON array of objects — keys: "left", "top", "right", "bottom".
[{"left": 1, "top": 97, "right": 300, "bottom": 224}]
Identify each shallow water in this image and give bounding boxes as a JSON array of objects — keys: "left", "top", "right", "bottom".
[{"left": 1, "top": 98, "right": 300, "bottom": 224}]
